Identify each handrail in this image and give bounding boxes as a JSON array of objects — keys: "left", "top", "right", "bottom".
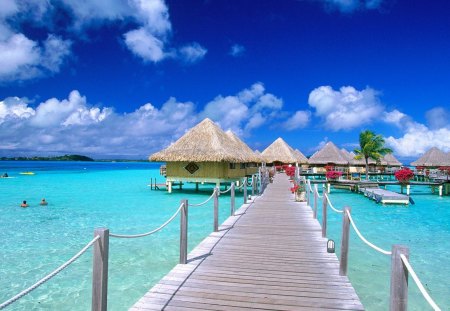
[
  {"left": 400, "top": 254, "right": 442, "bottom": 311},
  {"left": 345, "top": 209, "right": 391, "bottom": 255},
  {"left": 323, "top": 192, "right": 344, "bottom": 214},
  {"left": 219, "top": 187, "right": 232, "bottom": 194},
  {"left": 0, "top": 236, "right": 100, "bottom": 310},
  {"left": 190, "top": 189, "right": 217, "bottom": 206},
  {"left": 110, "top": 203, "right": 184, "bottom": 238}
]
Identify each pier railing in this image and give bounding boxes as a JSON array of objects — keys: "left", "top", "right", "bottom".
[
  {"left": 1, "top": 173, "right": 268, "bottom": 311},
  {"left": 303, "top": 178, "right": 442, "bottom": 311}
]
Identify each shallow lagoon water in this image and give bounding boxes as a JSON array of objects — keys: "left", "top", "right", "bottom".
[{"left": 1, "top": 162, "right": 448, "bottom": 310}]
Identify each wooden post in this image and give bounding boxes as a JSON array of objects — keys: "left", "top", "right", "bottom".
[
  {"left": 252, "top": 176, "right": 255, "bottom": 196},
  {"left": 168, "top": 181, "right": 172, "bottom": 193},
  {"left": 179, "top": 199, "right": 188, "bottom": 264},
  {"left": 390, "top": 245, "right": 409, "bottom": 311},
  {"left": 231, "top": 182, "right": 235, "bottom": 216},
  {"left": 195, "top": 182, "right": 199, "bottom": 192},
  {"left": 340, "top": 207, "right": 351, "bottom": 276},
  {"left": 313, "top": 184, "right": 318, "bottom": 219},
  {"left": 322, "top": 194, "right": 327, "bottom": 238},
  {"left": 406, "top": 184, "right": 410, "bottom": 195},
  {"left": 214, "top": 188, "right": 219, "bottom": 232},
  {"left": 327, "top": 182, "right": 331, "bottom": 193},
  {"left": 92, "top": 228, "right": 109, "bottom": 311},
  {"left": 243, "top": 178, "right": 248, "bottom": 204},
  {"left": 439, "top": 185, "right": 443, "bottom": 196}
]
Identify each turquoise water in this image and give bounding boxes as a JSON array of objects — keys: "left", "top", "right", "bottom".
[
  {"left": 0, "top": 161, "right": 241, "bottom": 310},
  {"left": 317, "top": 184, "right": 450, "bottom": 310}
]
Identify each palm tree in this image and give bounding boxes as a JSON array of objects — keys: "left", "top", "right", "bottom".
[{"left": 354, "top": 130, "right": 392, "bottom": 180}]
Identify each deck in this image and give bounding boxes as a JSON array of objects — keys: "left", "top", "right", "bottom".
[
  {"left": 361, "top": 188, "right": 411, "bottom": 204},
  {"left": 131, "top": 174, "right": 364, "bottom": 310}
]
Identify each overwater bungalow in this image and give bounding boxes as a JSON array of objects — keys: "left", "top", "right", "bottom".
[
  {"left": 379, "top": 153, "right": 402, "bottom": 173},
  {"left": 411, "top": 147, "right": 450, "bottom": 168},
  {"left": 149, "top": 118, "right": 257, "bottom": 192},
  {"left": 226, "top": 130, "right": 262, "bottom": 176},
  {"left": 308, "top": 142, "right": 348, "bottom": 173},
  {"left": 261, "top": 137, "right": 306, "bottom": 166}
]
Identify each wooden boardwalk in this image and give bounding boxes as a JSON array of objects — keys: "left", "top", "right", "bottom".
[{"left": 131, "top": 175, "right": 364, "bottom": 310}]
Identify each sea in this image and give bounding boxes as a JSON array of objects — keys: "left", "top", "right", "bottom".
[{"left": 0, "top": 161, "right": 448, "bottom": 310}]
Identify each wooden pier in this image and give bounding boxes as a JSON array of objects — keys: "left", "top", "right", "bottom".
[
  {"left": 131, "top": 175, "right": 364, "bottom": 310},
  {"left": 361, "top": 188, "right": 411, "bottom": 204}
]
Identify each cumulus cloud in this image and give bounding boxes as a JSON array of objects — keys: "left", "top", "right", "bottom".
[
  {"left": 229, "top": 44, "right": 245, "bottom": 57},
  {"left": 308, "top": 85, "right": 384, "bottom": 131},
  {"left": 0, "top": 91, "right": 198, "bottom": 158},
  {"left": 201, "top": 83, "right": 284, "bottom": 136},
  {"left": 320, "top": 0, "right": 384, "bottom": 13},
  {"left": 124, "top": 27, "right": 165, "bottom": 63},
  {"left": 384, "top": 108, "right": 450, "bottom": 157},
  {"left": 282, "top": 110, "right": 311, "bottom": 130}
]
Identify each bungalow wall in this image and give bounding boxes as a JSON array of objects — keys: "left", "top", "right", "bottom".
[{"left": 166, "top": 161, "right": 246, "bottom": 179}]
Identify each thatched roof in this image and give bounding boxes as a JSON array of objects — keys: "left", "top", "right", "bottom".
[
  {"left": 226, "top": 130, "right": 263, "bottom": 163},
  {"left": 341, "top": 149, "right": 377, "bottom": 166},
  {"left": 149, "top": 118, "right": 254, "bottom": 162},
  {"left": 294, "top": 149, "right": 308, "bottom": 164},
  {"left": 261, "top": 137, "right": 302, "bottom": 164},
  {"left": 308, "top": 142, "right": 348, "bottom": 165},
  {"left": 380, "top": 153, "right": 402, "bottom": 166},
  {"left": 410, "top": 147, "right": 450, "bottom": 167}
]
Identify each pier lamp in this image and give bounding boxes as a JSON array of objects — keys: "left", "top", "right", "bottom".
[{"left": 327, "top": 239, "right": 335, "bottom": 253}]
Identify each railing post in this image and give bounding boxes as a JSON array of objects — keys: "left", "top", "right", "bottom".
[
  {"left": 313, "top": 184, "right": 318, "bottom": 219},
  {"left": 231, "top": 182, "right": 235, "bottom": 216},
  {"left": 390, "top": 245, "right": 409, "bottom": 311},
  {"left": 340, "top": 207, "right": 351, "bottom": 276},
  {"left": 214, "top": 189, "right": 219, "bottom": 232},
  {"left": 92, "top": 228, "right": 109, "bottom": 311},
  {"left": 180, "top": 199, "right": 188, "bottom": 264},
  {"left": 322, "top": 193, "right": 327, "bottom": 238},
  {"left": 252, "top": 176, "right": 255, "bottom": 196},
  {"left": 243, "top": 178, "right": 248, "bottom": 204}
]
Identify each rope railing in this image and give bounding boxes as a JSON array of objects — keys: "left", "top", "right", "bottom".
[
  {"left": 324, "top": 192, "right": 344, "bottom": 214},
  {"left": 0, "top": 236, "right": 100, "bottom": 310},
  {"left": 235, "top": 179, "right": 246, "bottom": 189},
  {"left": 345, "top": 209, "right": 391, "bottom": 255},
  {"left": 109, "top": 203, "right": 184, "bottom": 238},
  {"left": 400, "top": 254, "right": 442, "bottom": 311},
  {"left": 219, "top": 187, "right": 232, "bottom": 194},
  {"left": 189, "top": 188, "right": 217, "bottom": 206}
]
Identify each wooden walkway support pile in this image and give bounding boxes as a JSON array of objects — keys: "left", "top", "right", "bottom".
[{"left": 131, "top": 174, "right": 364, "bottom": 310}]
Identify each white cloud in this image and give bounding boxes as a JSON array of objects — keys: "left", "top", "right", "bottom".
[
  {"left": 229, "top": 44, "right": 245, "bottom": 57},
  {"left": 282, "top": 110, "right": 311, "bottom": 130},
  {"left": 178, "top": 42, "right": 207, "bottom": 63},
  {"left": 308, "top": 85, "right": 384, "bottom": 131},
  {"left": 321, "top": 0, "right": 383, "bottom": 12},
  {"left": 383, "top": 109, "right": 408, "bottom": 127},
  {"left": 384, "top": 108, "right": 450, "bottom": 157},
  {"left": 124, "top": 27, "right": 165, "bottom": 63},
  {"left": 0, "top": 91, "right": 198, "bottom": 158},
  {"left": 425, "top": 107, "right": 449, "bottom": 130},
  {"left": 201, "top": 83, "right": 284, "bottom": 136}
]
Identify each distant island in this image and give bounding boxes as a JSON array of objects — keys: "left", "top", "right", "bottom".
[{"left": 0, "top": 154, "right": 94, "bottom": 161}]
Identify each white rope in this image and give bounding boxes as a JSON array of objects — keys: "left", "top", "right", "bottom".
[
  {"left": 324, "top": 192, "right": 344, "bottom": 214},
  {"left": 400, "top": 254, "right": 441, "bottom": 311},
  {"left": 219, "top": 186, "right": 232, "bottom": 194},
  {"left": 346, "top": 210, "right": 392, "bottom": 255},
  {"left": 0, "top": 236, "right": 100, "bottom": 310},
  {"left": 190, "top": 189, "right": 217, "bottom": 206},
  {"left": 110, "top": 203, "right": 184, "bottom": 238}
]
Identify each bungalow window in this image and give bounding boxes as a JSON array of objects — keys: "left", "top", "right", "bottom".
[
  {"left": 240, "top": 163, "right": 246, "bottom": 169},
  {"left": 229, "top": 163, "right": 236, "bottom": 169}
]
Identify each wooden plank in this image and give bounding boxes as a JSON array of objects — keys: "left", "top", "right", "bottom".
[{"left": 130, "top": 174, "right": 364, "bottom": 310}]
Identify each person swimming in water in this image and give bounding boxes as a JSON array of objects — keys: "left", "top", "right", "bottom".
[
  {"left": 40, "top": 198, "right": 48, "bottom": 206},
  {"left": 20, "top": 200, "right": 29, "bottom": 208}
]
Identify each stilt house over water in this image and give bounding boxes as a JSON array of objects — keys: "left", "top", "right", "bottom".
[
  {"left": 261, "top": 137, "right": 307, "bottom": 166},
  {"left": 149, "top": 118, "right": 260, "bottom": 192},
  {"left": 308, "top": 141, "right": 348, "bottom": 173},
  {"left": 411, "top": 147, "right": 450, "bottom": 167}
]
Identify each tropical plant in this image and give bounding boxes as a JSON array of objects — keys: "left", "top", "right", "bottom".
[
  {"left": 285, "top": 166, "right": 296, "bottom": 177},
  {"left": 394, "top": 168, "right": 414, "bottom": 184},
  {"left": 326, "top": 170, "right": 342, "bottom": 180},
  {"left": 354, "top": 130, "right": 392, "bottom": 180}
]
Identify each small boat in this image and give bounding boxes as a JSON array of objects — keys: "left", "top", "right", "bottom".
[{"left": 20, "top": 172, "right": 35, "bottom": 175}]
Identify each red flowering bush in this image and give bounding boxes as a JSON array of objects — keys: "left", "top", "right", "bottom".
[
  {"left": 326, "top": 170, "right": 342, "bottom": 180},
  {"left": 290, "top": 184, "right": 305, "bottom": 193},
  {"left": 275, "top": 165, "right": 282, "bottom": 172},
  {"left": 290, "top": 185, "right": 299, "bottom": 193},
  {"left": 324, "top": 165, "right": 334, "bottom": 172},
  {"left": 394, "top": 168, "right": 414, "bottom": 184},
  {"left": 285, "top": 166, "right": 296, "bottom": 177}
]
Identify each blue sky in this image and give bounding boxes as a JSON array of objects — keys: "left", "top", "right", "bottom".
[{"left": 0, "top": 0, "right": 449, "bottom": 160}]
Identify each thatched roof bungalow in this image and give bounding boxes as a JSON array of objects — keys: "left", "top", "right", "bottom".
[
  {"left": 226, "top": 130, "right": 262, "bottom": 175},
  {"left": 149, "top": 118, "right": 257, "bottom": 192},
  {"left": 411, "top": 147, "right": 450, "bottom": 167},
  {"left": 308, "top": 142, "right": 348, "bottom": 170},
  {"left": 261, "top": 137, "right": 305, "bottom": 165},
  {"left": 380, "top": 153, "right": 402, "bottom": 167}
]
